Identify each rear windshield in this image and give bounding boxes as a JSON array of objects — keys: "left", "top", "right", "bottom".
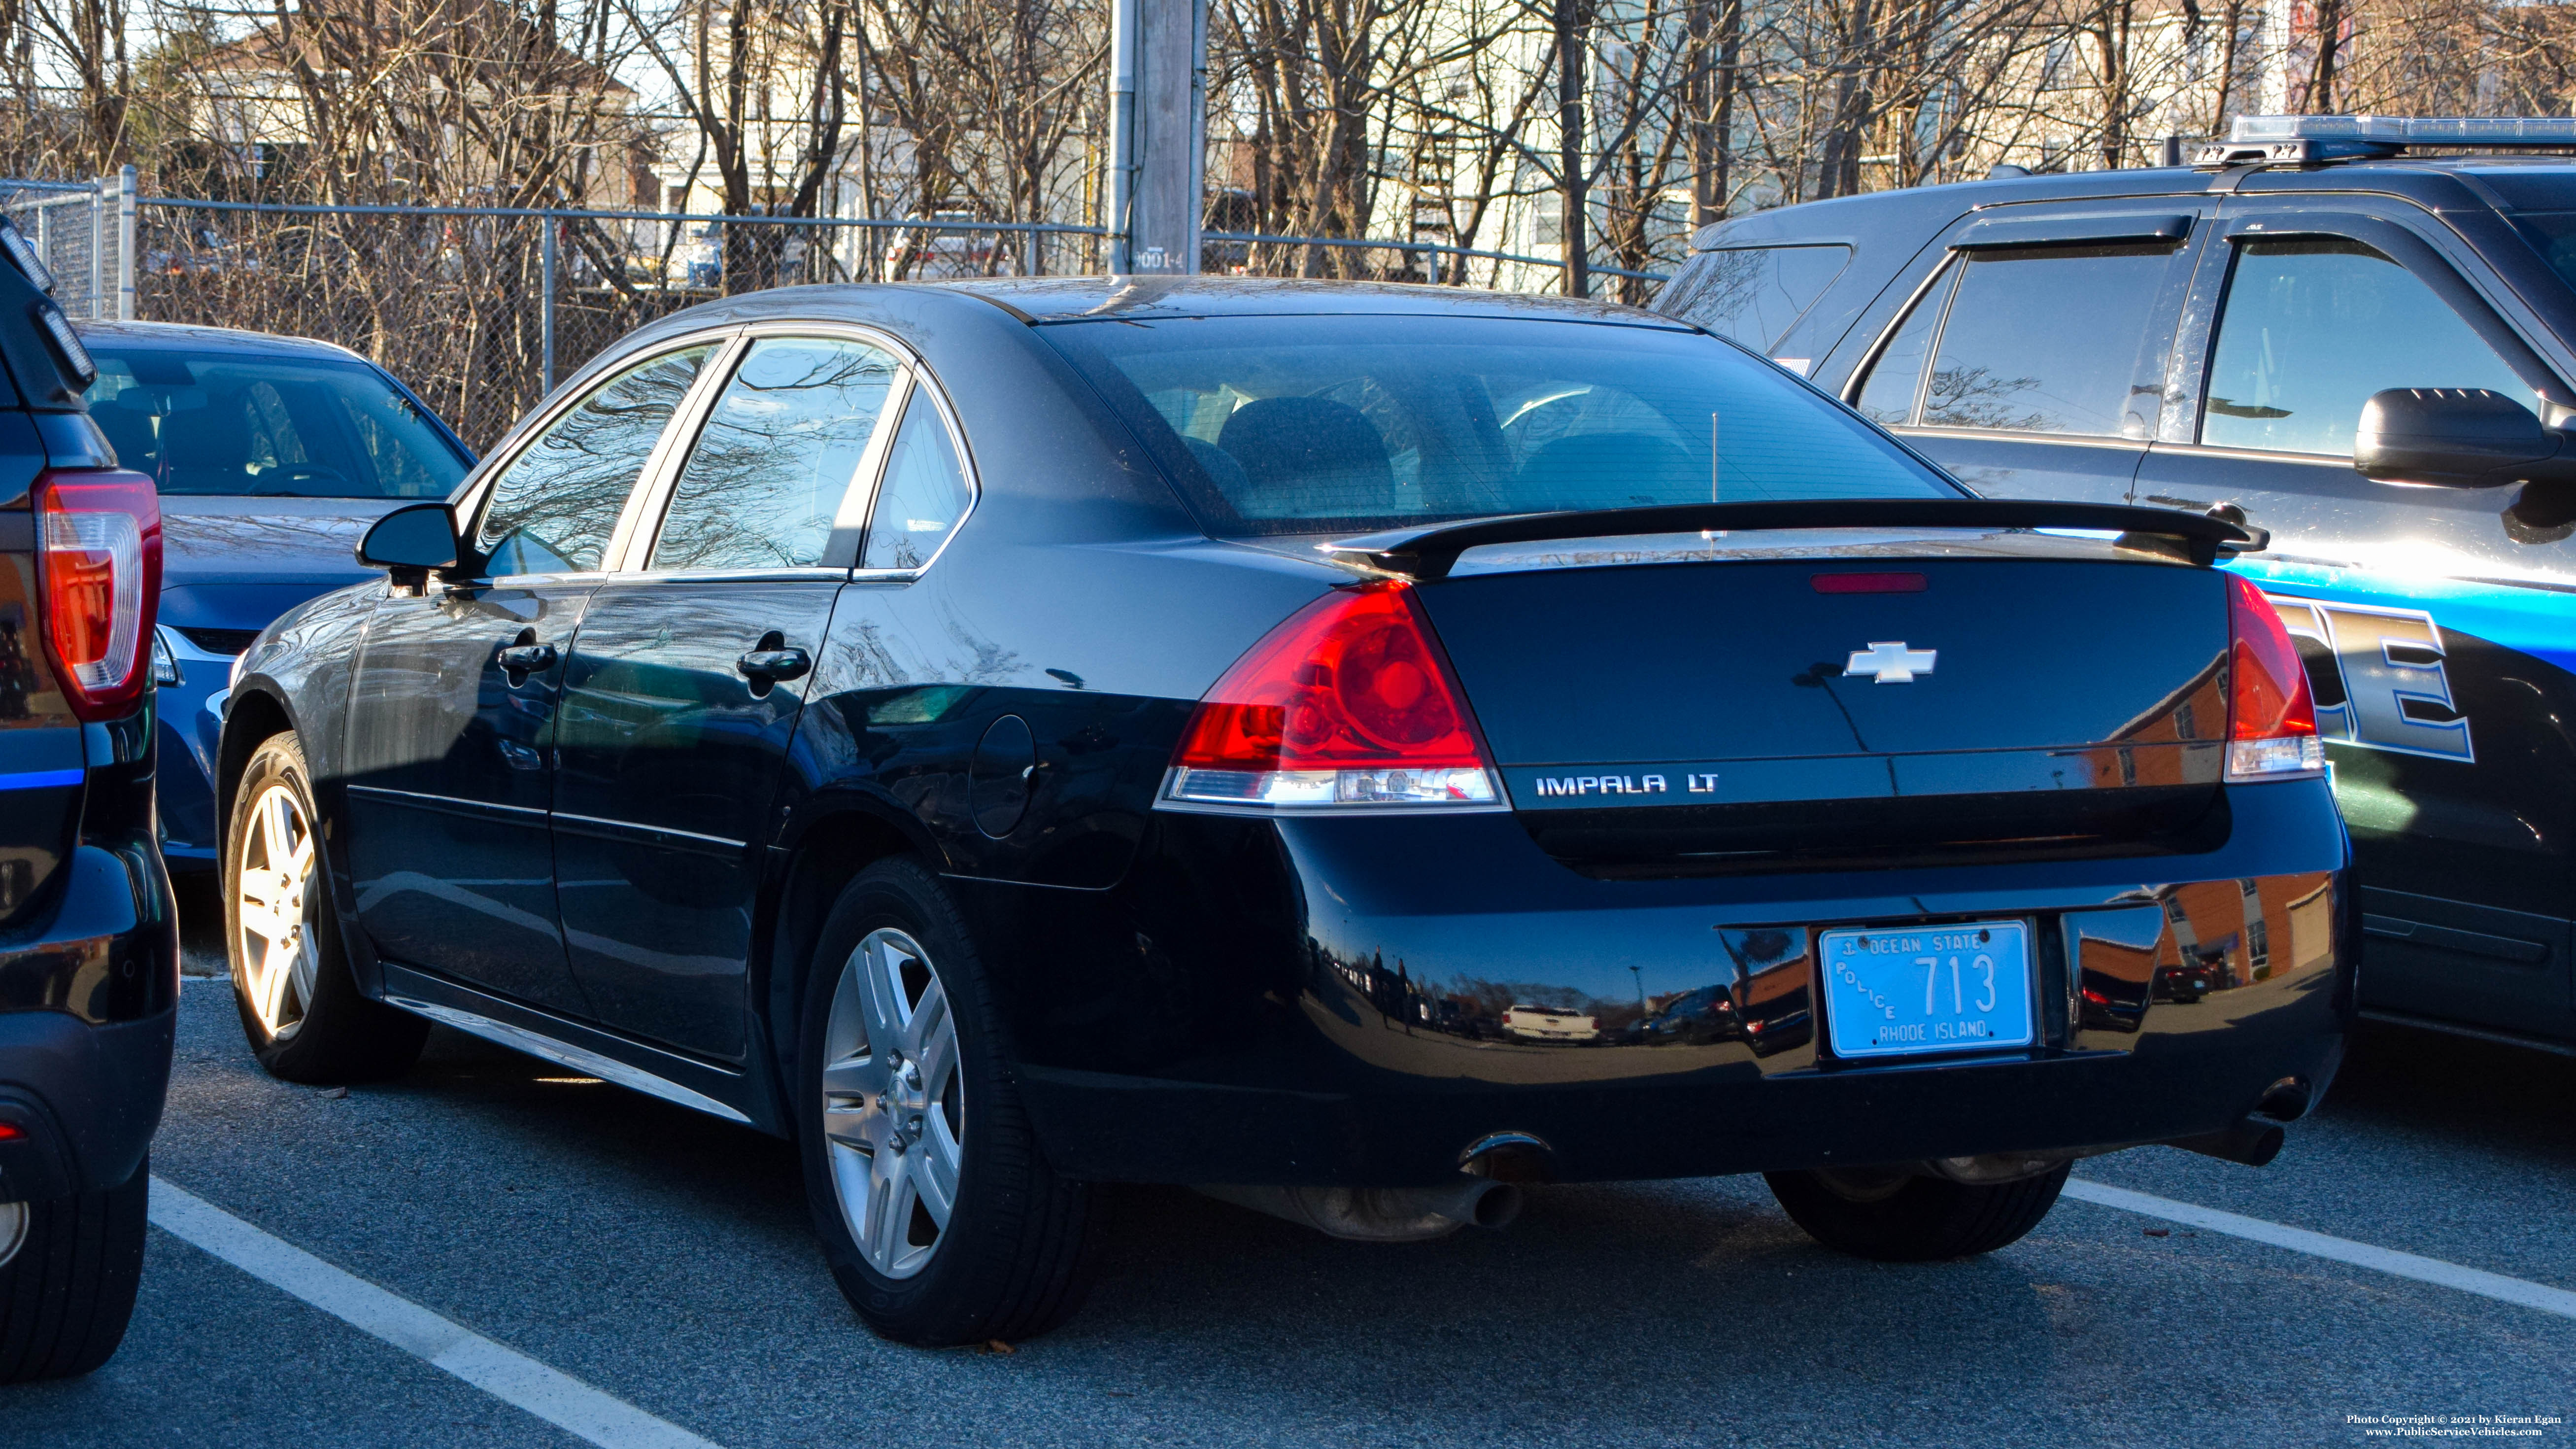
[
  {"left": 1039, "top": 314, "right": 1955, "bottom": 537},
  {"left": 82, "top": 347, "right": 471, "bottom": 499}
]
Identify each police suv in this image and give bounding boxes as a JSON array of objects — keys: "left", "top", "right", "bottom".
[{"left": 1658, "top": 115, "right": 2576, "bottom": 1053}]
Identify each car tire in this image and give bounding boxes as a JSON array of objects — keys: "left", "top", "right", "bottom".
[
  {"left": 226, "top": 732, "right": 427, "bottom": 1084},
  {"left": 0, "top": 1163, "right": 148, "bottom": 1383},
  {"left": 1764, "top": 1163, "right": 2070, "bottom": 1261},
  {"left": 794, "top": 858, "right": 1098, "bottom": 1346}
]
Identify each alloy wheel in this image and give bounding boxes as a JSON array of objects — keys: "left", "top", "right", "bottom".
[
  {"left": 235, "top": 780, "right": 320, "bottom": 1040},
  {"left": 818, "top": 927, "right": 965, "bottom": 1279}
]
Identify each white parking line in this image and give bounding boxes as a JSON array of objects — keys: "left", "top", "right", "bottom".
[
  {"left": 147, "top": 1177, "right": 725, "bottom": 1449},
  {"left": 2064, "top": 1178, "right": 2576, "bottom": 1321}
]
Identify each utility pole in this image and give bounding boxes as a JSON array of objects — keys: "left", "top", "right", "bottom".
[
  {"left": 1554, "top": 0, "right": 1591, "bottom": 299},
  {"left": 1107, "top": 0, "right": 1205, "bottom": 274}
]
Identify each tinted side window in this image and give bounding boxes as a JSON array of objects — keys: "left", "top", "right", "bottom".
[
  {"left": 2202, "top": 239, "right": 2537, "bottom": 456},
  {"left": 1916, "top": 245, "right": 2176, "bottom": 436},
  {"left": 651, "top": 337, "right": 901, "bottom": 570},
  {"left": 477, "top": 345, "right": 714, "bottom": 575},
  {"left": 1663, "top": 244, "right": 1853, "bottom": 352},
  {"left": 863, "top": 389, "right": 971, "bottom": 570}
]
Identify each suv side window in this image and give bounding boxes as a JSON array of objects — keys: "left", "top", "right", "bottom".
[
  {"left": 1857, "top": 244, "right": 2178, "bottom": 437},
  {"left": 476, "top": 345, "right": 716, "bottom": 575},
  {"left": 1663, "top": 244, "right": 1852, "bottom": 352},
  {"left": 650, "top": 336, "right": 902, "bottom": 571},
  {"left": 1856, "top": 263, "right": 1955, "bottom": 424},
  {"left": 2202, "top": 238, "right": 2537, "bottom": 455}
]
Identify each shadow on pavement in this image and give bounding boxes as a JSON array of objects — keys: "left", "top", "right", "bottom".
[{"left": 2322, "top": 1020, "right": 2576, "bottom": 1162}]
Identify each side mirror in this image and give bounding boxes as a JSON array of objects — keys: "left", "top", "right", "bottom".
[
  {"left": 2354, "top": 387, "right": 2576, "bottom": 488},
  {"left": 357, "top": 502, "right": 461, "bottom": 571}
]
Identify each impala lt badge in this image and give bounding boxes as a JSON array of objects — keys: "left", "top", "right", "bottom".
[{"left": 1846, "top": 641, "right": 1936, "bottom": 684}]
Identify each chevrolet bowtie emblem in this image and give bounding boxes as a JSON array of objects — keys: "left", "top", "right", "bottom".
[{"left": 1846, "top": 641, "right": 1936, "bottom": 684}]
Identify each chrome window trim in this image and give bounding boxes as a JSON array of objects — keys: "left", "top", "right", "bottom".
[
  {"left": 614, "top": 318, "right": 984, "bottom": 581},
  {"left": 592, "top": 565, "right": 852, "bottom": 586},
  {"left": 605, "top": 329, "right": 754, "bottom": 572},
  {"left": 859, "top": 361, "right": 982, "bottom": 578},
  {"left": 1886, "top": 425, "right": 2151, "bottom": 450},
  {"left": 476, "top": 568, "right": 620, "bottom": 588},
  {"left": 451, "top": 326, "right": 746, "bottom": 576},
  {"left": 824, "top": 366, "right": 918, "bottom": 569},
  {"left": 1841, "top": 253, "right": 1958, "bottom": 418}
]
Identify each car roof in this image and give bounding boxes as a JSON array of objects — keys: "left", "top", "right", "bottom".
[
  {"left": 1694, "top": 155, "right": 2576, "bottom": 251},
  {"left": 919, "top": 275, "right": 1682, "bottom": 326},
  {"left": 71, "top": 318, "right": 375, "bottom": 364},
  {"left": 588, "top": 277, "right": 1691, "bottom": 398}
]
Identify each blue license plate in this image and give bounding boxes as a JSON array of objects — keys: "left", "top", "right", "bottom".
[{"left": 1820, "top": 921, "right": 2034, "bottom": 1060}]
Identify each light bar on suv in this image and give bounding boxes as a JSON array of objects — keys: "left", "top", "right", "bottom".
[
  {"left": 2232, "top": 115, "right": 2576, "bottom": 147},
  {"left": 2199, "top": 114, "right": 2576, "bottom": 167}
]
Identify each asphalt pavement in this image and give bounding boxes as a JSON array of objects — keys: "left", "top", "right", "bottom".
[{"left": 4, "top": 878, "right": 2571, "bottom": 1449}]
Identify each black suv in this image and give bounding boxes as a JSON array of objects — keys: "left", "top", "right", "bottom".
[
  {"left": 1658, "top": 115, "right": 2576, "bottom": 1053},
  {"left": 0, "top": 222, "right": 176, "bottom": 1381}
]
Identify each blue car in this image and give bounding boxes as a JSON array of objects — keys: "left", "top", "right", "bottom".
[{"left": 76, "top": 321, "right": 474, "bottom": 871}]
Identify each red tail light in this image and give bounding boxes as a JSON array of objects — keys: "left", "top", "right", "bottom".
[
  {"left": 35, "top": 469, "right": 163, "bottom": 721},
  {"left": 1165, "top": 581, "right": 1501, "bottom": 809},
  {"left": 2223, "top": 573, "right": 2323, "bottom": 781}
]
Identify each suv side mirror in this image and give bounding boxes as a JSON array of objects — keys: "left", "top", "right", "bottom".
[
  {"left": 357, "top": 502, "right": 462, "bottom": 571},
  {"left": 2354, "top": 387, "right": 2576, "bottom": 488}
]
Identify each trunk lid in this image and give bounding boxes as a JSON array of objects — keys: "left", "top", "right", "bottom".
[{"left": 1411, "top": 532, "right": 2231, "bottom": 873}]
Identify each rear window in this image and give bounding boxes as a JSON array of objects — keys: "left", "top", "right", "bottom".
[
  {"left": 82, "top": 347, "right": 471, "bottom": 499},
  {"left": 1040, "top": 314, "right": 1953, "bottom": 538},
  {"left": 1659, "top": 244, "right": 1852, "bottom": 352}
]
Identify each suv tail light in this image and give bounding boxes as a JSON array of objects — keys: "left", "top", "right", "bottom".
[
  {"left": 35, "top": 469, "right": 163, "bottom": 720},
  {"left": 1164, "top": 581, "right": 1502, "bottom": 809},
  {"left": 2224, "top": 573, "right": 2323, "bottom": 781}
]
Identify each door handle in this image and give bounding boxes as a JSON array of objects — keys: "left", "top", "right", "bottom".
[
  {"left": 498, "top": 643, "right": 558, "bottom": 673},
  {"left": 737, "top": 648, "right": 812, "bottom": 683}
]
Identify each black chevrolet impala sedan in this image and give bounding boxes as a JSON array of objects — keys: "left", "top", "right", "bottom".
[{"left": 216, "top": 278, "right": 2351, "bottom": 1345}]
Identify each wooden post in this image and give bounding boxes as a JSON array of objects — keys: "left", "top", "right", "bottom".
[{"left": 1121, "top": 0, "right": 1204, "bottom": 273}]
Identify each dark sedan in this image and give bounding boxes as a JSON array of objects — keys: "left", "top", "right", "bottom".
[{"left": 217, "top": 279, "right": 2352, "bottom": 1346}]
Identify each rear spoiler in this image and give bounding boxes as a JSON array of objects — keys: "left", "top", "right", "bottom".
[{"left": 1321, "top": 499, "right": 2264, "bottom": 579}]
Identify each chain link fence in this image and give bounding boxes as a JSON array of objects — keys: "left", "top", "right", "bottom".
[
  {"left": 0, "top": 171, "right": 135, "bottom": 321},
  {"left": 0, "top": 185, "right": 1668, "bottom": 451},
  {"left": 1202, "top": 230, "right": 1667, "bottom": 296},
  {"left": 133, "top": 201, "right": 1114, "bottom": 448}
]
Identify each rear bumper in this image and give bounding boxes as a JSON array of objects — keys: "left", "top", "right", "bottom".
[
  {"left": 0, "top": 1005, "right": 174, "bottom": 1201},
  {"left": 972, "top": 779, "right": 2353, "bottom": 1186},
  {"left": 0, "top": 840, "right": 179, "bottom": 1202}
]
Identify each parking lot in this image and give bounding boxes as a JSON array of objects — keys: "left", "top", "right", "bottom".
[{"left": 0, "top": 889, "right": 2564, "bottom": 1449}]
